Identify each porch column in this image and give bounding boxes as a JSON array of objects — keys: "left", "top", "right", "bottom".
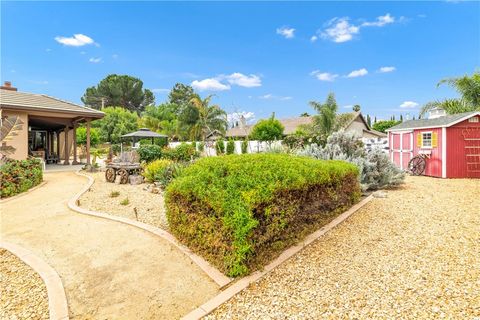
[
  {"left": 56, "top": 131, "right": 60, "bottom": 159},
  {"left": 63, "top": 126, "right": 70, "bottom": 165},
  {"left": 72, "top": 123, "right": 79, "bottom": 164},
  {"left": 86, "top": 119, "right": 91, "bottom": 166}
]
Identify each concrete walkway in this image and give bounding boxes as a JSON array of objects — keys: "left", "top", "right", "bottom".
[{"left": 1, "top": 172, "right": 218, "bottom": 319}]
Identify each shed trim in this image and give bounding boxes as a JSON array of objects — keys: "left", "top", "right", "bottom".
[{"left": 442, "top": 127, "right": 447, "bottom": 178}]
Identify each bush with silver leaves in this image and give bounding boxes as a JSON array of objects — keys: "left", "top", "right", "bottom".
[{"left": 298, "top": 131, "right": 405, "bottom": 191}]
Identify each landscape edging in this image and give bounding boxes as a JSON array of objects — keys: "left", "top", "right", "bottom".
[
  {"left": 181, "top": 194, "right": 375, "bottom": 320},
  {"left": 0, "top": 241, "right": 69, "bottom": 320},
  {"left": 69, "top": 170, "right": 232, "bottom": 288}
]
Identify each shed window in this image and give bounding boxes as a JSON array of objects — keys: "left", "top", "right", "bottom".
[
  {"left": 468, "top": 116, "right": 479, "bottom": 123},
  {"left": 422, "top": 132, "right": 432, "bottom": 147}
]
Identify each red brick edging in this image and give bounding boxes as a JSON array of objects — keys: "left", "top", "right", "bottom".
[
  {"left": 69, "top": 171, "right": 232, "bottom": 288},
  {"left": 182, "top": 194, "right": 375, "bottom": 320},
  {"left": 0, "top": 241, "right": 69, "bottom": 320}
]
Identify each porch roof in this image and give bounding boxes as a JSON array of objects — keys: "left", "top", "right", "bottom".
[{"left": 0, "top": 88, "right": 104, "bottom": 119}]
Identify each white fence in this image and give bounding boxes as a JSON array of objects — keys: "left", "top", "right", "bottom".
[{"left": 169, "top": 138, "right": 389, "bottom": 156}]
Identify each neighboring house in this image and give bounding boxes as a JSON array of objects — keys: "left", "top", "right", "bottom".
[
  {"left": 225, "top": 112, "right": 386, "bottom": 139},
  {"left": 0, "top": 82, "right": 104, "bottom": 165},
  {"left": 387, "top": 109, "right": 480, "bottom": 178}
]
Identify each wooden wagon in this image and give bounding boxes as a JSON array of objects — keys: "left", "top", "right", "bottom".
[{"left": 105, "top": 162, "right": 142, "bottom": 184}]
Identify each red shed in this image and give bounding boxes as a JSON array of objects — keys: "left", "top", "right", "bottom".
[{"left": 387, "top": 110, "right": 480, "bottom": 178}]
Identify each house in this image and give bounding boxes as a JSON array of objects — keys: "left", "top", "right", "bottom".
[
  {"left": 225, "top": 112, "right": 386, "bottom": 139},
  {"left": 386, "top": 109, "right": 480, "bottom": 178},
  {"left": 0, "top": 82, "right": 104, "bottom": 165}
]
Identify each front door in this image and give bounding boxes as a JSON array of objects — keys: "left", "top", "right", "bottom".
[{"left": 391, "top": 131, "right": 413, "bottom": 170}]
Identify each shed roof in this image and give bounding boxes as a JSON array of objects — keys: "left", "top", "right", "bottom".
[
  {"left": 387, "top": 111, "right": 480, "bottom": 131},
  {"left": 0, "top": 88, "right": 104, "bottom": 118}
]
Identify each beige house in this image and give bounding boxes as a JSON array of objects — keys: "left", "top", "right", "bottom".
[
  {"left": 226, "top": 112, "right": 386, "bottom": 139},
  {"left": 0, "top": 82, "right": 104, "bottom": 165}
]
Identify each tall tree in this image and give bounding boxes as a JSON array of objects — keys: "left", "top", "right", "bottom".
[
  {"left": 82, "top": 74, "right": 154, "bottom": 113},
  {"left": 140, "top": 103, "right": 182, "bottom": 140},
  {"left": 309, "top": 92, "right": 338, "bottom": 137},
  {"left": 366, "top": 114, "right": 372, "bottom": 127},
  {"left": 189, "top": 94, "right": 227, "bottom": 141},
  {"left": 353, "top": 104, "right": 361, "bottom": 112},
  {"left": 91, "top": 107, "right": 139, "bottom": 143},
  {"left": 372, "top": 120, "right": 401, "bottom": 133},
  {"left": 420, "top": 71, "right": 480, "bottom": 117}
]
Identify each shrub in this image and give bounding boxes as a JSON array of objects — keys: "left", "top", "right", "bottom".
[
  {"left": 110, "top": 191, "right": 120, "bottom": 198},
  {"left": 166, "top": 154, "right": 360, "bottom": 277},
  {"left": 197, "top": 142, "right": 205, "bottom": 152},
  {"left": 157, "top": 162, "right": 186, "bottom": 188},
  {"left": 172, "top": 143, "right": 198, "bottom": 161},
  {"left": 0, "top": 158, "right": 43, "bottom": 198},
  {"left": 76, "top": 127, "right": 100, "bottom": 147},
  {"left": 241, "top": 140, "right": 248, "bottom": 154},
  {"left": 138, "top": 144, "right": 163, "bottom": 163},
  {"left": 215, "top": 139, "right": 225, "bottom": 155},
  {"left": 249, "top": 116, "right": 284, "bottom": 142},
  {"left": 298, "top": 131, "right": 405, "bottom": 191},
  {"left": 120, "top": 198, "right": 130, "bottom": 206},
  {"left": 226, "top": 139, "right": 235, "bottom": 155},
  {"left": 143, "top": 159, "right": 173, "bottom": 183}
]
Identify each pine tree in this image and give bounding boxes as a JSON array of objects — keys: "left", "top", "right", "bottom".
[
  {"left": 366, "top": 114, "right": 372, "bottom": 127},
  {"left": 374, "top": 116, "right": 377, "bottom": 123},
  {"left": 400, "top": 114, "right": 403, "bottom": 122}
]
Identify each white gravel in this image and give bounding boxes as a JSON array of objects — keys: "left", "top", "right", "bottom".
[{"left": 207, "top": 176, "right": 480, "bottom": 319}]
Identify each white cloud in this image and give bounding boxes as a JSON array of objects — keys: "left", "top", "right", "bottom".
[
  {"left": 276, "top": 26, "right": 295, "bottom": 39},
  {"left": 321, "top": 18, "right": 359, "bottom": 43},
  {"left": 361, "top": 13, "right": 395, "bottom": 27},
  {"left": 224, "top": 73, "right": 261, "bottom": 88},
  {"left": 55, "top": 34, "right": 95, "bottom": 47},
  {"left": 89, "top": 57, "right": 102, "bottom": 63},
  {"left": 378, "top": 66, "right": 396, "bottom": 73},
  {"left": 399, "top": 101, "right": 419, "bottom": 109},
  {"left": 259, "top": 94, "right": 292, "bottom": 100},
  {"left": 347, "top": 68, "right": 368, "bottom": 78},
  {"left": 310, "top": 35, "right": 318, "bottom": 42},
  {"left": 310, "top": 70, "right": 339, "bottom": 82},
  {"left": 227, "top": 111, "right": 256, "bottom": 125},
  {"left": 343, "top": 105, "right": 354, "bottom": 109},
  {"left": 191, "top": 78, "right": 231, "bottom": 91},
  {"left": 151, "top": 88, "right": 170, "bottom": 93}
]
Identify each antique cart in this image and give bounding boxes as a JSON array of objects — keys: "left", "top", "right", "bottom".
[{"left": 105, "top": 162, "right": 142, "bottom": 184}]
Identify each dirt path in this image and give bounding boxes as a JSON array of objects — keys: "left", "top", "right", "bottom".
[
  {"left": 0, "top": 172, "right": 218, "bottom": 319},
  {"left": 209, "top": 177, "right": 480, "bottom": 319}
]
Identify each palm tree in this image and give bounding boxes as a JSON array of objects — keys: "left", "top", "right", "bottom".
[
  {"left": 420, "top": 71, "right": 480, "bottom": 117},
  {"left": 189, "top": 94, "right": 227, "bottom": 141},
  {"left": 309, "top": 92, "right": 338, "bottom": 137}
]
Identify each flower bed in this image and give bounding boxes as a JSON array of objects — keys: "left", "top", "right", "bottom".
[
  {"left": 166, "top": 154, "right": 360, "bottom": 277},
  {"left": 0, "top": 158, "right": 43, "bottom": 199}
]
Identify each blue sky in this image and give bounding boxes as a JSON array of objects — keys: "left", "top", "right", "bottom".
[{"left": 1, "top": 1, "right": 479, "bottom": 123}]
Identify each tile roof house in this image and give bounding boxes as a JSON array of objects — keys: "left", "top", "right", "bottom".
[
  {"left": 225, "top": 112, "right": 386, "bottom": 139},
  {"left": 0, "top": 82, "right": 104, "bottom": 164}
]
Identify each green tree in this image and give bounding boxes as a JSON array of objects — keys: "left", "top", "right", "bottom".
[
  {"left": 92, "top": 107, "right": 139, "bottom": 143},
  {"left": 76, "top": 127, "right": 100, "bottom": 147},
  {"left": 82, "top": 74, "right": 154, "bottom": 113},
  {"left": 366, "top": 114, "right": 372, "bottom": 127},
  {"left": 309, "top": 92, "right": 338, "bottom": 137},
  {"left": 353, "top": 104, "right": 361, "bottom": 112},
  {"left": 420, "top": 71, "right": 480, "bottom": 117},
  {"left": 300, "top": 112, "right": 310, "bottom": 117},
  {"left": 168, "top": 83, "right": 196, "bottom": 107},
  {"left": 189, "top": 94, "right": 227, "bottom": 141},
  {"left": 249, "top": 114, "right": 284, "bottom": 141},
  {"left": 372, "top": 120, "right": 401, "bottom": 133},
  {"left": 140, "top": 103, "right": 182, "bottom": 140}
]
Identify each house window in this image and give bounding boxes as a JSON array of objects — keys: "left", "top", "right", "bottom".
[
  {"left": 422, "top": 132, "right": 432, "bottom": 148},
  {"left": 468, "top": 116, "right": 479, "bottom": 123}
]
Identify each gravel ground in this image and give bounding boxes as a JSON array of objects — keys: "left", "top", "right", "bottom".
[
  {"left": 208, "top": 176, "right": 480, "bottom": 319},
  {"left": 0, "top": 249, "right": 49, "bottom": 320},
  {"left": 79, "top": 171, "right": 169, "bottom": 230}
]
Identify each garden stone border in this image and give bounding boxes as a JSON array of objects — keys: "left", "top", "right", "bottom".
[
  {"left": 0, "top": 181, "right": 47, "bottom": 204},
  {"left": 182, "top": 194, "right": 375, "bottom": 320},
  {"left": 0, "top": 241, "right": 69, "bottom": 320},
  {"left": 69, "top": 170, "right": 232, "bottom": 288}
]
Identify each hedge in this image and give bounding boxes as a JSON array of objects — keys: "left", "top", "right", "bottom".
[
  {"left": 165, "top": 153, "right": 360, "bottom": 277},
  {"left": 1, "top": 158, "right": 43, "bottom": 198}
]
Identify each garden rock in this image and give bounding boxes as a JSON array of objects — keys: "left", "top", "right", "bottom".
[{"left": 129, "top": 175, "right": 144, "bottom": 185}]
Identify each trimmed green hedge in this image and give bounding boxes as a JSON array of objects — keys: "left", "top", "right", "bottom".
[
  {"left": 0, "top": 158, "right": 43, "bottom": 198},
  {"left": 166, "top": 154, "right": 360, "bottom": 277}
]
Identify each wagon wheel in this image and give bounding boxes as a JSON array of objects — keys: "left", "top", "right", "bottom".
[
  {"left": 118, "top": 168, "right": 129, "bottom": 184},
  {"left": 105, "top": 168, "right": 116, "bottom": 183},
  {"left": 408, "top": 155, "right": 426, "bottom": 176}
]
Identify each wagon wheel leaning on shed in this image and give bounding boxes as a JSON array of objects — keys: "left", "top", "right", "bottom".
[
  {"left": 408, "top": 155, "right": 426, "bottom": 176},
  {"left": 117, "top": 168, "right": 129, "bottom": 184},
  {"left": 105, "top": 168, "right": 116, "bottom": 183}
]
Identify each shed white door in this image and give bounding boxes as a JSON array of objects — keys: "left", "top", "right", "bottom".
[{"left": 391, "top": 131, "right": 413, "bottom": 170}]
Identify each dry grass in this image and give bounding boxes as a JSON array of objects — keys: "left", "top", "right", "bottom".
[{"left": 207, "top": 176, "right": 480, "bottom": 319}]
